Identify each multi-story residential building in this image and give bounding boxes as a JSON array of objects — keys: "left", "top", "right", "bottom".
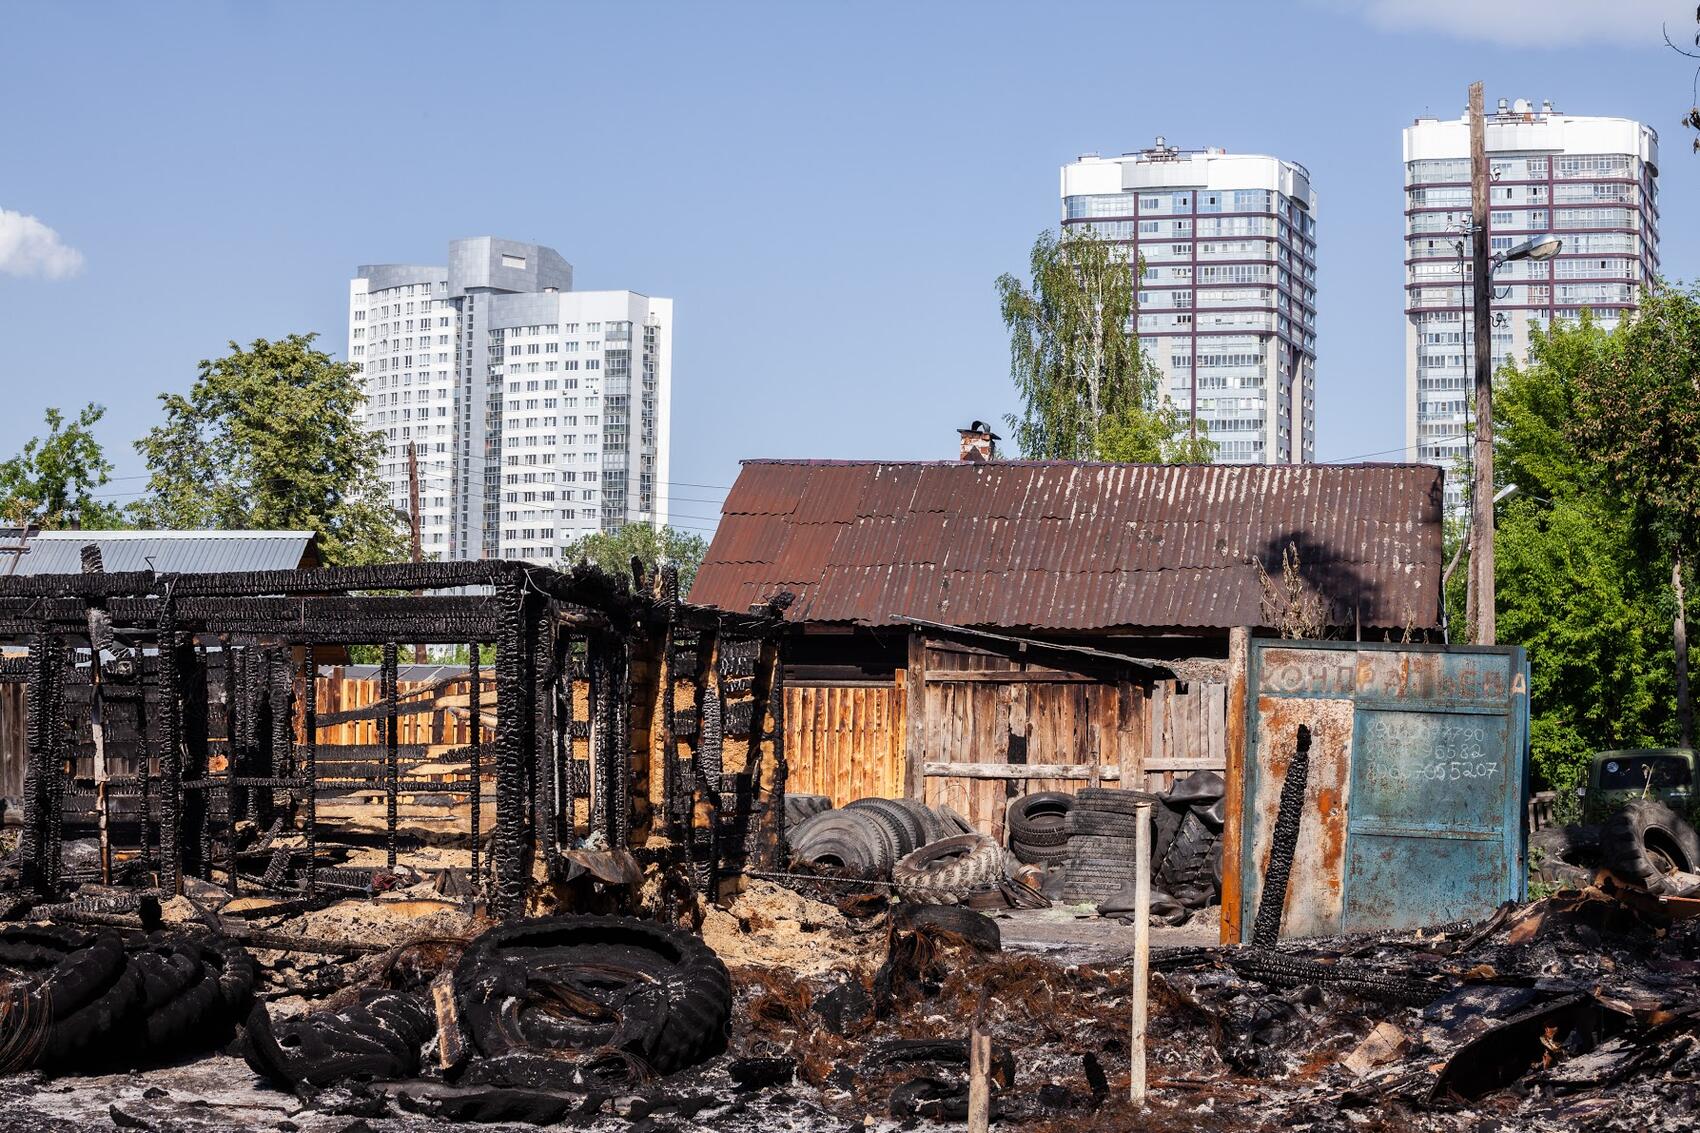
[
  {"left": 1403, "top": 100, "right": 1659, "bottom": 509},
  {"left": 1060, "top": 141, "right": 1318, "bottom": 464},
  {"left": 348, "top": 238, "right": 672, "bottom": 564}
]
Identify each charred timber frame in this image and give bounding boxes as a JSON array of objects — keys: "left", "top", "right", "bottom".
[{"left": 0, "top": 560, "right": 790, "bottom": 914}]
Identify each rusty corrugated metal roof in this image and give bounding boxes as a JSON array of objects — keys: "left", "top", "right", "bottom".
[{"left": 688, "top": 461, "right": 1445, "bottom": 632}]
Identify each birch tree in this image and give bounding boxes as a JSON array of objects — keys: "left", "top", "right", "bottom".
[{"left": 996, "top": 226, "right": 1209, "bottom": 461}]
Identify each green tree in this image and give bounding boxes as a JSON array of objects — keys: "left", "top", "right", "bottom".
[
  {"left": 1567, "top": 284, "right": 1700, "bottom": 748},
  {"left": 1490, "top": 309, "right": 1683, "bottom": 791},
  {"left": 131, "top": 334, "right": 404, "bottom": 566},
  {"left": 0, "top": 403, "right": 124, "bottom": 529},
  {"left": 1496, "top": 495, "right": 1673, "bottom": 793},
  {"left": 563, "top": 523, "right": 708, "bottom": 594},
  {"left": 996, "top": 226, "right": 1212, "bottom": 462}
]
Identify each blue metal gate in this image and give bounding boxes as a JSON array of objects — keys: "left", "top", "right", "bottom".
[{"left": 1237, "top": 640, "right": 1530, "bottom": 940}]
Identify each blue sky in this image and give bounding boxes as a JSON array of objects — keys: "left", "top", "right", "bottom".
[{"left": 2, "top": 0, "right": 1695, "bottom": 537}]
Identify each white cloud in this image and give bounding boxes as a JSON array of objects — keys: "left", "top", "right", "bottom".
[
  {"left": 0, "top": 209, "right": 84, "bottom": 280},
  {"left": 1324, "top": 0, "right": 1692, "bottom": 49}
]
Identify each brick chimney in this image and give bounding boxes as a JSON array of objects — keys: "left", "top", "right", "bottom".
[{"left": 958, "top": 420, "right": 1000, "bottom": 462}]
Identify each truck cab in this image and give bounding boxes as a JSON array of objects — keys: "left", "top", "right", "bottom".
[{"left": 1583, "top": 748, "right": 1696, "bottom": 825}]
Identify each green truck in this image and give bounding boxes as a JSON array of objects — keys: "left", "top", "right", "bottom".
[{"left": 1581, "top": 748, "right": 1695, "bottom": 825}]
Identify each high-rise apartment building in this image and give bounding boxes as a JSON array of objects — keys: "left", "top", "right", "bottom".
[
  {"left": 1060, "top": 141, "right": 1318, "bottom": 464},
  {"left": 348, "top": 237, "right": 672, "bottom": 563},
  {"left": 1403, "top": 100, "right": 1659, "bottom": 509}
]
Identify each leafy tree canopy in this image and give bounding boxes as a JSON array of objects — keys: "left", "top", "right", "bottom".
[
  {"left": 997, "top": 226, "right": 1214, "bottom": 463},
  {"left": 1491, "top": 301, "right": 1691, "bottom": 787},
  {"left": 131, "top": 334, "right": 405, "bottom": 566},
  {"left": 0, "top": 403, "right": 124, "bottom": 530},
  {"left": 563, "top": 522, "right": 709, "bottom": 595}
]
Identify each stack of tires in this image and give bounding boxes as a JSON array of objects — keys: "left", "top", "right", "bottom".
[
  {"left": 1017, "top": 771, "right": 1227, "bottom": 915},
  {"left": 1006, "top": 792, "right": 1073, "bottom": 867},
  {"left": 788, "top": 797, "right": 970, "bottom": 879},
  {"left": 1059, "top": 789, "right": 1157, "bottom": 903}
]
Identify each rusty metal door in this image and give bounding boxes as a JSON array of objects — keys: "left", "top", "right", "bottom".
[{"left": 1238, "top": 640, "right": 1529, "bottom": 940}]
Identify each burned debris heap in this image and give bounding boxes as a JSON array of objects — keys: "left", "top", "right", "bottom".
[
  {"left": 0, "top": 557, "right": 793, "bottom": 1096},
  {"left": 0, "top": 556, "right": 790, "bottom": 913}
]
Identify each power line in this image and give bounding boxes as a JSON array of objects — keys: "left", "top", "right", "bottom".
[{"left": 1321, "top": 435, "right": 1466, "bottom": 464}]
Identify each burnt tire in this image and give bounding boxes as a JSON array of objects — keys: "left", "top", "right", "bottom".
[
  {"left": 43, "top": 948, "right": 143, "bottom": 1065},
  {"left": 1157, "top": 812, "right": 1218, "bottom": 908},
  {"left": 891, "top": 905, "right": 1001, "bottom": 953},
  {"left": 893, "top": 834, "right": 1003, "bottom": 903},
  {"left": 1602, "top": 799, "right": 1700, "bottom": 895},
  {"left": 125, "top": 933, "right": 255, "bottom": 1057},
  {"left": 1151, "top": 803, "right": 1186, "bottom": 868},
  {"left": 454, "top": 915, "right": 731, "bottom": 1082},
  {"left": 243, "top": 989, "right": 435, "bottom": 1089},
  {"left": 888, "top": 797, "right": 954, "bottom": 843}
]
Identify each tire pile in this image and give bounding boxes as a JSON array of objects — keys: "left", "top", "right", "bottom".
[
  {"left": 1003, "top": 772, "right": 1227, "bottom": 918},
  {"left": 0, "top": 924, "right": 255, "bottom": 1074},
  {"left": 787, "top": 797, "right": 971, "bottom": 878},
  {"left": 1060, "top": 789, "right": 1159, "bottom": 904},
  {"left": 1005, "top": 792, "right": 1073, "bottom": 866},
  {"left": 242, "top": 913, "right": 732, "bottom": 1094}
]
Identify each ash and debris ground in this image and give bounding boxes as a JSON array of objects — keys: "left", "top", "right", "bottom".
[{"left": 3, "top": 879, "right": 1698, "bottom": 1132}]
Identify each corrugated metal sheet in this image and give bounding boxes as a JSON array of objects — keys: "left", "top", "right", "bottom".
[
  {"left": 689, "top": 461, "right": 1445, "bottom": 632},
  {"left": 8, "top": 530, "right": 316, "bottom": 576}
]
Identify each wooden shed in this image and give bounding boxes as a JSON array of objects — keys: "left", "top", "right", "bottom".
[{"left": 689, "top": 459, "right": 1446, "bottom": 840}]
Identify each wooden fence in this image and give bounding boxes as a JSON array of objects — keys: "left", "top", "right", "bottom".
[
  {"left": 784, "top": 683, "right": 905, "bottom": 806},
  {"left": 311, "top": 671, "right": 484, "bottom": 747},
  {"left": 784, "top": 639, "right": 1228, "bottom": 842}
]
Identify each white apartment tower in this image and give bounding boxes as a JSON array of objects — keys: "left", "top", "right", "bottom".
[
  {"left": 1404, "top": 101, "right": 1659, "bottom": 509},
  {"left": 348, "top": 238, "right": 672, "bottom": 563},
  {"left": 1061, "top": 142, "right": 1318, "bottom": 464}
]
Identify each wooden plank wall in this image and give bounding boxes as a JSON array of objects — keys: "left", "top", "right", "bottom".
[
  {"left": 781, "top": 640, "right": 1229, "bottom": 843},
  {"left": 783, "top": 683, "right": 904, "bottom": 807},
  {"left": 311, "top": 673, "right": 483, "bottom": 747}
]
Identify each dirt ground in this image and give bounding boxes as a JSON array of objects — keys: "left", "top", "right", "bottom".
[{"left": 1, "top": 880, "right": 1694, "bottom": 1131}]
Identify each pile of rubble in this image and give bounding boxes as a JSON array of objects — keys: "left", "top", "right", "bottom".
[{"left": 0, "top": 860, "right": 1694, "bottom": 1131}]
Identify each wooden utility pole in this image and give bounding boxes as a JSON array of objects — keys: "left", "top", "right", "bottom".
[
  {"left": 407, "top": 442, "right": 426, "bottom": 663},
  {"left": 1467, "top": 81, "right": 1497, "bottom": 645},
  {"left": 1130, "top": 799, "right": 1152, "bottom": 1104}
]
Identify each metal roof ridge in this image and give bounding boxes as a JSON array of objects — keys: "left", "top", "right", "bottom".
[{"left": 29, "top": 529, "right": 316, "bottom": 539}]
